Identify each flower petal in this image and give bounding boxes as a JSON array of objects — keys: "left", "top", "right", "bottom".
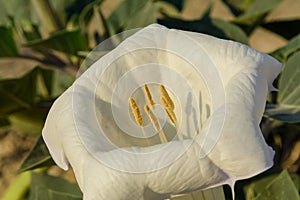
[{"left": 42, "top": 24, "right": 282, "bottom": 199}]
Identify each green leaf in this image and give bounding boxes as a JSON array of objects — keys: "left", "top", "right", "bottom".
[
  {"left": 265, "top": 51, "right": 300, "bottom": 123},
  {"left": 78, "top": 2, "right": 97, "bottom": 31},
  {"left": 158, "top": 4, "right": 247, "bottom": 44},
  {"left": 0, "top": 67, "right": 40, "bottom": 115},
  {"left": 39, "top": 68, "right": 54, "bottom": 98},
  {"left": 233, "top": 0, "right": 281, "bottom": 26},
  {"left": 49, "top": 0, "right": 77, "bottom": 25},
  {"left": 0, "top": 0, "right": 38, "bottom": 25},
  {"left": 48, "top": 190, "right": 82, "bottom": 200},
  {"left": 22, "top": 23, "right": 42, "bottom": 41},
  {"left": 160, "top": 0, "right": 185, "bottom": 12},
  {"left": 8, "top": 107, "right": 48, "bottom": 134},
  {"left": 123, "top": 1, "right": 157, "bottom": 30},
  {"left": 0, "top": 65, "right": 74, "bottom": 134},
  {"left": 270, "top": 33, "right": 300, "bottom": 61},
  {"left": 0, "top": 66, "right": 55, "bottom": 113},
  {"left": 78, "top": 0, "right": 105, "bottom": 30},
  {"left": 155, "top": 1, "right": 181, "bottom": 18},
  {"left": 265, "top": 104, "right": 300, "bottom": 123},
  {"left": 0, "top": 66, "right": 73, "bottom": 114},
  {"left": 0, "top": 0, "right": 82, "bottom": 27},
  {"left": 30, "top": 172, "right": 82, "bottom": 200},
  {"left": 51, "top": 70, "right": 75, "bottom": 98},
  {"left": 0, "top": 26, "right": 18, "bottom": 57},
  {"left": 211, "top": 18, "right": 248, "bottom": 44},
  {"left": 106, "top": 0, "right": 151, "bottom": 35},
  {"left": 2, "top": 171, "right": 30, "bottom": 200},
  {"left": 244, "top": 170, "right": 299, "bottom": 200},
  {"left": 158, "top": 17, "right": 248, "bottom": 44},
  {"left": 278, "top": 51, "right": 300, "bottom": 104},
  {"left": 39, "top": 68, "right": 75, "bottom": 98},
  {"left": 0, "top": 66, "right": 73, "bottom": 132},
  {"left": 19, "top": 135, "right": 55, "bottom": 172},
  {"left": 222, "top": 0, "right": 254, "bottom": 14},
  {"left": 290, "top": 173, "right": 300, "bottom": 192},
  {"left": 24, "top": 30, "right": 89, "bottom": 55}
]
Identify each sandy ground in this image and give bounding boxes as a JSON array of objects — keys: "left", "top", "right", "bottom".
[
  {"left": 1, "top": 0, "right": 299, "bottom": 198},
  {"left": 0, "top": 131, "right": 36, "bottom": 196}
]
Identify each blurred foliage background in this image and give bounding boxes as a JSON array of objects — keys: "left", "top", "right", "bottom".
[{"left": 0, "top": 0, "right": 299, "bottom": 199}]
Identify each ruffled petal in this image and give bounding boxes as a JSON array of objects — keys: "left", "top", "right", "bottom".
[
  {"left": 42, "top": 24, "right": 282, "bottom": 200},
  {"left": 42, "top": 90, "right": 71, "bottom": 171}
]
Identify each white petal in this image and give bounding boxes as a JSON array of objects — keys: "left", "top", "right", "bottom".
[
  {"left": 42, "top": 24, "right": 282, "bottom": 199},
  {"left": 42, "top": 89, "right": 71, "bottom": 171}
]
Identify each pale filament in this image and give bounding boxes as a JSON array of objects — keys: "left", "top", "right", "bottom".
[{"left": 144, "top": 105, "right": 168, "bottom": 143}]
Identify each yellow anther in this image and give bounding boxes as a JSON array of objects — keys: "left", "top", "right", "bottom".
[
  {"left": 160, "top": 97, "right": 177, "bottom": 124},
  {"left": 159, "top": 85, "right": 174, "bottom": 110},
  {"left": 144, "top": 105, "right": 168, "bottom": 143},
  {"left": 160, "top": 96, "right": 170, "bottom": 109},
  {"left": 144, "top": 84, "right": 155, "bottom": 107},
  {"left": 129, "top": 98, "right": 143, "bottom": 126}
]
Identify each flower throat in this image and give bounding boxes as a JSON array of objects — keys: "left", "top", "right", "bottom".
[{"left": 129, "top": 84, "right": 181, "bottom": 145}]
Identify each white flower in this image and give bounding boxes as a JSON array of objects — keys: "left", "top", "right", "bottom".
[{"left": 42, "top": 24, "right": 282, "bottom": 200}]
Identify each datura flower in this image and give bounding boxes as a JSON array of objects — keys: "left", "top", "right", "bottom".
[{"left": 42, "top": 24, "right": 282, "bottom": 200}]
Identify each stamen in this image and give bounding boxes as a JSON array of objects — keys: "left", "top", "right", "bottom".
[
  {"left": 144, "top": 84, "right": 155, "bottom": 107},
  {"left": 160, "top": 97, "right": 177, "bottom": 124},
  {"left": 129, "top": 98, "right": 143, "bottom": 126},
  {"left": 144, "top": 105, "right": 168, "bottom": 143},
  {"left": 159, "top": 85, "right": 174, "bottom": 110}
]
